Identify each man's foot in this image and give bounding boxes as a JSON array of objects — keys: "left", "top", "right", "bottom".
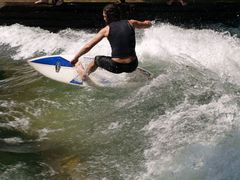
[
  {"left": 180, "top": 0, "right": 187, "bottom": 6},
  {"left": 75, "top": 62, "right": 88, "bottom": 81},
  {"left": 182, "top": 2, "right": 187, "bottom": 6},
  {"left": 35, "top": 0, "right": 48, "bottom": 4},
  {"left": 166, "top": 0, "right": 173, "bottom": 5},
  {"left": 55, "top": 0, "right": 63, "bottom": 6}
]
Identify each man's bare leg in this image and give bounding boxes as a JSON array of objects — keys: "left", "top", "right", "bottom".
[
  {"left": 75, "top": 60, "right": 98, "bottom": 81},
  {"left": 85, "top": 60, "right": 98, "bottom": 75},
  {"left": 75, "top": 62, "right": 88, "bottom": 81}
]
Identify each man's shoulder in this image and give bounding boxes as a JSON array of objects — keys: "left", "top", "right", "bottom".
[{"left": 99, "top": 26, "right": 109, "bottom": 37}]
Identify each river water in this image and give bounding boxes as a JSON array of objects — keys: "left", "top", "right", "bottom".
[{"left": 1, "top": 21, "right": 240, "bottom": 179}]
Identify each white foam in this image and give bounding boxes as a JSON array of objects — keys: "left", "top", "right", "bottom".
[
  {"left": 0, "top": 100, "right": 30, "bottom": 131},
  {"left": 138, "top": 23, "right": 240, "bottom": 84},
  {"left": 1, "top": 23, "right": 240, "bottom": 84},
  {"left": 140, "top": 94, "right": 240, "bottom": 179},
  {"left": 0, "top": 24, "right": 110, "bottom": 60},
  {"left": 37, "top": 128, "right": 63, "bottom": 141},
  {"left": 108, "top": 121, "right": 123, "bottom": 130},
  {"left": 8, "top": 117, "right": 30, "bottom": 131},
  {"left": 3, "top": 137, "right": 24, "bottom": 144}
]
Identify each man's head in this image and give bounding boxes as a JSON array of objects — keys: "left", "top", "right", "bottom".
[{"left": 103, "top": 4, "right": 121, "bottom": 24}]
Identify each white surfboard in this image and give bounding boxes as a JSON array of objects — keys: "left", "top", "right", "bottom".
[{"left": 28, "top": 55, "right": 152, "bottom": 87}]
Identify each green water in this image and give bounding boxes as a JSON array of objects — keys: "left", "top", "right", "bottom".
[{"left": 0, "top": 55, "right": 154, "bottom": 179}]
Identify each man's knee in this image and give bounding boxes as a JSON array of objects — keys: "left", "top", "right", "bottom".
[{"left": 94, "top": 56, "right": 102, "bottom": 67}]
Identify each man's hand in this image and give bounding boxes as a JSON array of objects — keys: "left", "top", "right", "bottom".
[
  {"left": 71, "top": 58, "right": 78, "bottom": 66},
  {"left": 144, "top": 20, "right": 152, "bottom": 27}
]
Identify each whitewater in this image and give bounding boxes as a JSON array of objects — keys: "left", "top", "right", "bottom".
[{"left": 1, "top": 22, "right": 240, "bottom": 180}]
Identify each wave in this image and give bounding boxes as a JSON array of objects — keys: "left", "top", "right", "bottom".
[{"left": 1, "top": 23, "right": 240, "bottom": 179}]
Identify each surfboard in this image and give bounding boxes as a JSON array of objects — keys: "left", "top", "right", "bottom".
[{"left": 28, "top": 55, "right": 152, "bottom": 87}]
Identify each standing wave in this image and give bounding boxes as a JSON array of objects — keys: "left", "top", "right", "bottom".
[{"left": 1, "top": 23, "right": 240, "bottom": 179}]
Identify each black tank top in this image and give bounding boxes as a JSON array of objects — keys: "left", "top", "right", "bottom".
[{"left": 107, "top": 20, "right": 136, "bottom": 58}]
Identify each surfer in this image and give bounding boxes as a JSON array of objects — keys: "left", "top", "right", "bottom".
[{"left": 71, "top": 3, "right": 152, "bottom": 80}]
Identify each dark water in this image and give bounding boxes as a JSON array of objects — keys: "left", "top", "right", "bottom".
[{"left": 1, "top": 22, "right": 240, "bottom": 179}]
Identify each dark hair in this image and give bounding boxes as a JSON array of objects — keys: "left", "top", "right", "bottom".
[{"left": 103, "top": 4, "right": 121, "bottom": 24}]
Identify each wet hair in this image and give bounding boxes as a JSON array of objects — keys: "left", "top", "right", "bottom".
[{"left": 103, "top": 4, "right": 121, "bottom": 24}]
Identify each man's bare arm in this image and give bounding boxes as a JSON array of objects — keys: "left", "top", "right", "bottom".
[
  {"left": 71, "top": 27, "right": 108, "bottom": 65},
  {"left": 128, "top": 20, "right": 152, "bottom": 29}
]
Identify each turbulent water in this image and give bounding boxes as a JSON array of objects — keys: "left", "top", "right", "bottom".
[{"left": 1, "top": 22, "right": 240, "bottom": 180}]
